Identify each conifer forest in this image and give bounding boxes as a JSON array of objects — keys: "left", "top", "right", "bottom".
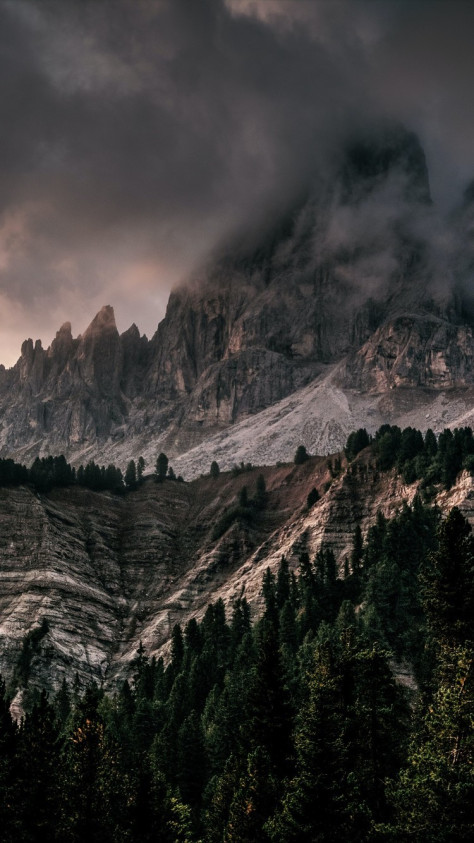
[{"left": 1, "top": 428, "right": 474, "bottom": 841}]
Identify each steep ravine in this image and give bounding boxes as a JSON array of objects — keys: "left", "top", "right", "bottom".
[{"left": 1, "top": 457, "right": 473, "bottom": 709}]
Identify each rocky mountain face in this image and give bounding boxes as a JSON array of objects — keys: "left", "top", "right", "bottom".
[
  {"left": 3, "top": 122, "right": 474, "bottom": 711},
  {"left": 1, "top": 124, "right": 474, "bottom": 470},
  {"left": 0, "top": 449, "right": 471, "bottom": 711},
  {"left": 337, "top": 314, "right": 474, "bottom": 392},
  {"left": 2, "top": 452, "right": 474, "bottom": 713}
]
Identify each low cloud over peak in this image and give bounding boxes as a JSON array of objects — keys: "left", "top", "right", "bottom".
[{"left": 0, "top": 0, "right": 473, "bottom": 365}]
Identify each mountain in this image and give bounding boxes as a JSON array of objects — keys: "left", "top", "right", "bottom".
[
  {"left": 2, "top": 124, "right": 474, "bottom": 473},
  {"left": 1, "top": 126, "right": 473, "bottom": 842},
  {"left": 2, "top": 442, "right": 474, "bottom": 713}
]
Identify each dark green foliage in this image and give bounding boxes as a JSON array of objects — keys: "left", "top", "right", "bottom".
[
  {"left": 2, "top": 496, "right": 474, "bottom": 842},
  {"left": 0, "top": 452, "right": 132, "bottom": 495},
  {"left": 387, "top": 645, "right": 474, "bottom": 842},
  {"left": 137, "top": 455, "right": 146, "bottom": 483},
  {"left": 373, "top": 423, "right": 474, "bottom": 491},
  {"left": 385, "top": 509, "right": 474, "bottom": 840},
  {"left": 0, "top": 677, "right": 17, "bottom": 839},
  {"left": 276, "top": 557, "right": 290, "bottom": 610},
  {"left": 374, "top": 425, "right": 402, "bottom": 471},
  {"left": 177, "top": 710, "right": 206, "bottom": 807},
  {"left": 306, "top": 486, "right": 319, "bottom": 508},
  {"left": 351, "top": 524, "right": 363, "bottom": 576},
  {"left": 328, "top": 456, "right": 342, "bottom": 478},
  {"left": 155, "top": 452, "right": 169, "bottom": 481},
  {"left": 0, "top": 457, "right": 29, "bottom": 486},
  {"left": 76, "top": 460, "right": 124, "bottom": 493},
  {"left": 424, "top": 427, "right": 438, "bottom": 457},
  {"left": 344, "top": 427, "right": 370, "bottom": 461},
  {"left": 15, "top": 690, "right": 63, "bottom": 840},
  {"left": 421, "top": 507, "right": 474, "bottom": 647},
  {"left": 225, "top": 747, "right": 276, "bottom": 842},
  {"left": 239, "top": 485, "right": 249, "bottom": 508},
  {"left": 210, "top": 460, "right": 220, "bottom": 479},
  {"left": 361, "top": 499, "right": 439, "bottom": 667},
  {"left": 30, "top": 454, "right": 75, "bottom": 492},
  {"left": 125, "top": 459, "right": 137, "bottom": 489},
  {"left": 294, "top": 444, "right": 309, "bottom": 464},
  {"left": 170, "top": 625, "right": 184, "bottom": 674}
]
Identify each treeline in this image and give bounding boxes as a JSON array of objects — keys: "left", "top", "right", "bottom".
[
  {"left": 345, "top": 424, "right": 474, "bottom": 491},
  {"left": 1, "top": 500, "right": 473, "bottom": 840},
  {"left": 0, "top": 455, "right": 128, "bottom": 494},
  {"left": 0, "top": 452, "right": 186, "bottom": 494}
]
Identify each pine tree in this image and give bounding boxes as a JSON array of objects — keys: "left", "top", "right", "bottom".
[
  {"left": 125, "top": 459, "right": 137, "bottom": 489},
  {"left": 137, "top": 456, "right": 146, "bottom": 483},
  {"left": 155, "top": 452, "right": 169, "bottom": 482},
  {"left": 247, "top": 618, "right": 291, "bottom": 775},
  {"left": 238, "top": 485, "right": 249, "bottom": 508},
  {"left": 422, "top": 507, "right": 474, "bottom": 647},
  {"left": 389, "top": 646, "right": 474, "bottom": 841},
  {"left": 225, "top": 747, "right": 276, "bottom": 843},
  {"left": 170, "top": 625, "right": 185, "bottom": 674},
  {"left": 276, "top": 557, "right": 290, "bottom": 610},
  {"left": 294, "top": 445, "right": 309, "bottom": 465},
  {"left": 177, "top": 709, "right": 207, "bottom": 807},
  {"left": 350, "top": 525, "right": 363, "bottom": 576},
  {"left": 267, "top": 641, "right": 352, "bottom": 842},
  {"left": 15, "top": 690, "right": 64, "bottom": 840},
  {"left": 204, "top": 755, "right": 241, "bottom": 843}
]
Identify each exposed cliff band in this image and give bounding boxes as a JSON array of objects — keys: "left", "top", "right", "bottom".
[{"left": 0, "top": 125, "right": 473, "bottom": 466}]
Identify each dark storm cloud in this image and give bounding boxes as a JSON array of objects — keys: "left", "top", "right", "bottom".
[
  {"left": 0, "top": 0, "right": 472, "bottom": 363},
  {"left": 0, "top": 0, "right": 358, "bottom": 354}
]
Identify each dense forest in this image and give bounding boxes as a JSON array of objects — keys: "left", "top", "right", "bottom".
[
  {"left": 1, "top": 490, "right": 473, "bottom": 841},
  {"left": 345, "top": 423, "right": 474, "bottom": 492},
  {"left": 0, "top": 454, "right": 126, "bottom": 494},
  {"left": 1, "top": 428, "right": 474, "bottom": 840}
]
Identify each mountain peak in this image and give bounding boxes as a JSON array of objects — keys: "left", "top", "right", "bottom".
[
  {"left": 82, "top": 305, "right": 117, "bottom": 338},
  {"left": 121, "top": 322, "right": 140, "bottom": 340},
  {"left": 57, "top": 321, "right": 72, "bottom": 336}
]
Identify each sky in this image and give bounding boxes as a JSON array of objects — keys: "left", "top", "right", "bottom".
[{"left": 0, "top": 0, "right": 473, "bottom": 365}]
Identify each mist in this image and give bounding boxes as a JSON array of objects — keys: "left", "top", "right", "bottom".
[{"left": 0, "top": 0, "right": 473, "bottom": 365}]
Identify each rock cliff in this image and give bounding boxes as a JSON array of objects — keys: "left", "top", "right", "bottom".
[
  {"left": 0, "top": 124, "right": 463, "bottom": 465},
  {"left": 3, "top": 116, "right": 474, "bottom": 705},
  {"left": 1, "top": 453, "right": 474, "bottom": 710},
  {"left": 0, "top": 124, "right": 472, "bottom": 471}
]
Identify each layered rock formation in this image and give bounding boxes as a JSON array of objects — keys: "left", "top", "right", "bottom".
[
  {"left": 1, "top": 452, "right": 474, "bottom": 709},
  {"left": 2, "top": 115, "right": 474, "bottom": 708}
]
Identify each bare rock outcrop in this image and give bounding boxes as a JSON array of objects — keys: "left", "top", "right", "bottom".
[
  {"left": 0, "top": 124, "right": 472, "bottom": 468},
  {"left": 338, "top": 314, "right": 474, "bottom": 392},
  {"left": 0, "top": 126, "right": 452, "bottom": 462},
  {"left": 1, "top": 454, "right": 473, "bottom": 705}
]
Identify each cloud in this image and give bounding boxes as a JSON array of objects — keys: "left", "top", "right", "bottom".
[{"left": 0, "top": 0, "right": 473, "bottom": 364}]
